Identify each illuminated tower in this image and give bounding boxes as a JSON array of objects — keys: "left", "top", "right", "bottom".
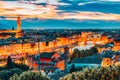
[
  {"left": 17, "top": 16, "right": 21, "bottom": 32},
  {"left": 16, "top": 16, "right": 22, "bottom": 38}
]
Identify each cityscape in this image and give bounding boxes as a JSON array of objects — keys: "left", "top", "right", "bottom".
[{"left": 0, "top": 0, "right": 120, "bottom": 80}]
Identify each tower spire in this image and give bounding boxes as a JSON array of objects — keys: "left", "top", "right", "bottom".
[
  {"left": 16, "top": 16, "right": 22, "bottom": 38},
  {"left": 17, "top": 16, "right": 21, "bottom": 32}
]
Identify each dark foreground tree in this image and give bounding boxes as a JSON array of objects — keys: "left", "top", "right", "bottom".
[
  {"left": 70, "top": 64, "right": 76, "bottom": 73},
  {"left": 6, "top": 56, "right": 15, "bottom": 69},
  {"left": 0, "top": 68, "right": 23, "bottom": 80}
]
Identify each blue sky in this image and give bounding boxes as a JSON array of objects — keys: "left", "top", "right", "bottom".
[{"left": 0, "top": 0, "right": 120, "bottom": 29}]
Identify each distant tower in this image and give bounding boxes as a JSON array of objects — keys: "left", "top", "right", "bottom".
[
  {"left": 12, "top": 26, "right": 14, "bottom": 30},
  {"left": 16, "top": 16, "right": 22, "bottom": 38},
  {"left": 17, "top": 16, "right": 21, "bottom": 32}
]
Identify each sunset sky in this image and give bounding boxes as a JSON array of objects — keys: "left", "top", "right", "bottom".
[{"left": 0, "top": 0, "right": 120, "bottom": 29}]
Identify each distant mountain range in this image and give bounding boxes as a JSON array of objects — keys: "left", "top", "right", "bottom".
[{"left": 0, "top": 22, "right": 9, "bottom": 30}]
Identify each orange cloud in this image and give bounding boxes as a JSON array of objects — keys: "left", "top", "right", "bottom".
[
  {"left": 0, "top": 1, "right": 59, "bottom": 20},
  {"left": 0, "top": 1, "right": 120, "bottom": 21}
]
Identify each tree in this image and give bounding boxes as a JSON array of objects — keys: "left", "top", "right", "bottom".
[
  {"left": 61, "top": 66, "right": 120, "bottom": 80},
  {"left": 14, "top": 63, "right": 29, "bottom": 71},
  {"left": 80, "top": 50, "right": 85, "bottom": 58},
  {"left": 10, "top": 68, "right": 23, "bottom": 75},
  {"left": 0, "top": 70, "right": 12, "bottom": 80},
  {"left": 70, "top": 64, "right": 76, "bottom": 73},
  {"left": 6, "top": 56, "right": 15, "bottom": 69},
  {"left": 18, "top": 71, "right": 49, "bottom": 80},
  {"left": 71, "top": 49, "right": 79, "bottom": 60},
  {"left": 10, "top": 71, "right": 50, "bottom": 80},
  {"left": 19, "top": 57, "right": 25, "bottom": 64},
  {"left": 91, "top": 47, "right": 98, "bottom": 53},
  {"left": 0, "top": 68, "right": 22, "bottom": 80},
  {"left": 71, "top": 47, "right": 98, "bottom": 60},
  {"left": 10, "top": 74, "right": 19, "bottom": 80}
]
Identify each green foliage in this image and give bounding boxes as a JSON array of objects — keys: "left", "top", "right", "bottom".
[
  {"left": 0, "top": 56, "right": 29, "bottom": 80},
  {"left": 9, "top": 68, "right": 23, "bottom": 75},
  {"left": 0, "top": 68, "right": 23, "bottom": 80},
  {"left": 19, "top": 57, "right": 25, "bottom": 64},
  {"left": 0, "top": 70, "right": 12, "bottom": 80},
  {"left": 1, "top": 69, "right": 49, "bottom": 80},
  {"left": 0, "top": 63, "right": 29, "bottom": 71},
  {"left": 10, "top": 71, "right": 50, "bottom": 80},
  {"left": 1, "top": 56, "right": 29, "bottom": 71},
  {"left": 0, "top": 66, "right": 6, "bottom": 70},
  {"left": 61, "top": 66, "right": 120, "bottom": 80},
  {"left": 10, "top": 74, "right": 19, "bottom": 80},
  {"left": 71, "top": 47, "right": 98, "bottom": 60},
  {"left": 14, "top": 63, "right": 29, "bottom": 71},
  {"left": 71, "top": 49, "right": 79, "bottom": 60}
]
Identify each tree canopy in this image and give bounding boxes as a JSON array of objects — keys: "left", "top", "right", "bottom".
[
  {"left": 0, "top": 68, "right": 23, "bottom": 80},
  {"left": 71, "top": 47, "right": 98, "bottom": 60},
  {"left": 10, "top": 71, "right": 50, "bottom": 80},
  {"left": 60, "top": 66, "right": 120, "bottom": 80}
]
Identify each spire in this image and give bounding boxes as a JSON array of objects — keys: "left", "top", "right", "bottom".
[{"left": 17, "top": 16, "right": 21, "bottom": 32}]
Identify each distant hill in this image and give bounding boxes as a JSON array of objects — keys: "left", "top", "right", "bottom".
[{"left": 0, "top": 22, "right": 10, "bottom": 30}]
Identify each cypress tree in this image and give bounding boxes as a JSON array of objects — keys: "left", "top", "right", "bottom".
[
  {"left": 70, "top": 64, "right": 76, "bottom": 73},
  {"left": 6, "top": 56, "right": 14, "bottom": 69}
]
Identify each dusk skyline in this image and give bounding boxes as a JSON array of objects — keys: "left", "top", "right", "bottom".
[
  {"left": 1, "top": 1, "right": 120, "bottom": 80},
  {"left": 0, "top": 0, "right": 120, "bottom": 29}
]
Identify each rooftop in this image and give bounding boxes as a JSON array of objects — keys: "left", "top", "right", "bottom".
[
  {"left": 72, "top": 57, "right": 102, "bottom": 64},
  {"left": 43, "top": 67, "right": 59, "bottom": 71},
  {"left": 40, "top": 52, "right": 56, "bottom": 58}
]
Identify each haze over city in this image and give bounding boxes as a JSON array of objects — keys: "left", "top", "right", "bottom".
[{"left": 0, "top": 0, "right": 120, "bottom": 29}]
